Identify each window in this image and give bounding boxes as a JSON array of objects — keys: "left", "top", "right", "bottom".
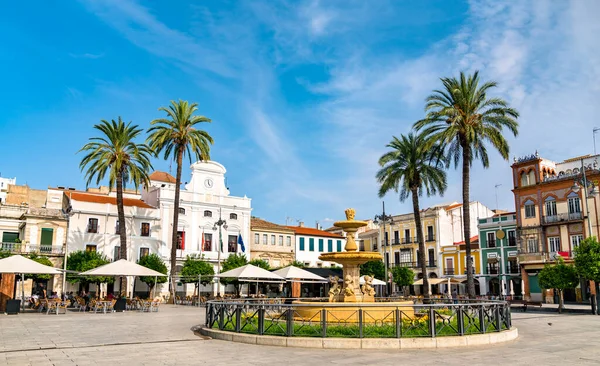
[
  {"left": 309, "top": 238, "right": 315, "bottom": 251},
  {"left": 427, "top": 226, "right": 434, "bottom": 241},
  {"left": 40, "top": 228, "right": 53, "bottom": 245},
  {"left": 336, "top": 240, "right": 342, "bottom": 252},
  {"left": 545, "top": 198, "right": 557, "bottom": 217},
  {"left": 139, "top": 247, "right": 149, "bottom": 258},
  {"left": 228, "top": 235, "right": 237, "bottom": 252},
  {"left": 262, "top": 234, "right": 268, "bottom": 245},
  {"left": 85, "top": 244, "right": 97, "bottom": 252},
  {"left": 445, "top": 258, "right": 454, "bottom": 273},
  {"left": 549, "top": 237, "right": 560, "bottom": 252},
  {"left": 393, "top": 230, "right": 399, "bottom": 243},
  {"left": 571, "top": 235, "right": 583, "bottom": 251},
  {"left": 394, "top": 252, "right": 400, "bottom": 265},
  {"left": 203, "top": 210, "right": 212, "bottom": 218},
  {"left": 400, "top": 249, "right": 411, "bottom": 263},
  {"left": 115, "top": 220, "right": 120, "bottom": 234},
  {"left": 527, "top": 239, "right": 538, "bottom": 253},
  {"left": 286, "top": 236, "right": 292, "bottom": 246},
  {"left": 1, "top": 232, "right": 19, "bottom": 243},
  {"left": 508, "top": 230, "right": 516, "bottom": 247},
  {"left": 328, "top": 239, "right": 333, "bottom": 252},
  {"left": 87, "top": 218, "right": 99, "bottom": 233},
  {"left": 318, "top": 239, "right": 324, "bottom": 252},
  {"left": 203, "top": 233, "right": 212, "bottom": 251},
  {"left": 299, "top": 237, "right": 305, "bottom": 251},
  {"left": 177, "top": 231, "right": 185, "bottom": 250},
  {"left": 113, "top": 246, "right": 121, "bottom": 261},
  {"left": 178, "top": 207, "right": 186, "bottom": 215},
  {"left": 524, "top": 202, "right": 536, "bottom": 218},
  {"left": 254, "top": 233, "right": 260, "bottom": 244},
  {"left": 428, "top": 248, "right": 435, "bottom": 267},
  {"left": 279, "top": 235, "right": 284, "bottom": 246},
  {"left": 404, "top": 229, "right": 410, "bottom": 243},
  {"left": 384, "top": 232, "right": 389, "bottom": 245},
  {"left": 568, "top": 195, "right": 581, "bottom": 214},
  {"left": 271, "top": 235, "right": 276, "bottom": 245},
  {"left": 487, "top": 232, "right": 496, "bottom": 248},
  {"left": 141, "top": 223, "right": 150, "bottom": 237},
  {"left": 229, "top": 213, "right": 237, "bottom": 220}
]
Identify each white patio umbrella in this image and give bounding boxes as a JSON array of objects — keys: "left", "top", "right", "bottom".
[
  {"left": 273, "top": 266, "right": 327, "bottom": 283},
  {"left": 359, "top": 275, "right": 386, "bottom": 286},
  {"left": 0, "top": 255, "right": 62, "bottom": 312},
  {"left": 215, "top": 264, "right": 285, "bottom": 296}
]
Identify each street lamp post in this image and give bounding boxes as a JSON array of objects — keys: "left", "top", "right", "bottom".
[
  {"left": 374, "top": 202, "right": 394, "bottom": 296},
  {"left": 212, "top": 207, "right": 228, "bottom": 298}
]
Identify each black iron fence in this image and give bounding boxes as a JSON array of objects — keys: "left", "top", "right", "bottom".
[{"left": 205, "top": 298, "right": 511, "bottom": 339}]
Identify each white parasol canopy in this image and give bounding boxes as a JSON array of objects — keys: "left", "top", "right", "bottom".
[
  {"left": 359, "top": 275, "right": 386, "bottom": 286},
  {"left": 272, "top": 266, "right": 327, "bottom": 283},
  {"left": 215, "top": 264, "right": 285, "bottom": 282},
  {"left": 413, "top": 278, "right": 463, "bottom": 285},
  {"left": 0, "top": 255, "right": 62, "bottom": 274},
  {"left": 79, "top": 259, "right": 167, "bottom": 277}
]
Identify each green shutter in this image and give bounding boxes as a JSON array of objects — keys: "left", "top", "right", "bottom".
[
  {"left": 328, "top": 240, "right": 333, "bottom": 252},
  {"left": 2, "top": 232, "right": 19, "bottom": 243},
  {"left": 40, "top": 228, "right": 54, "bottom": 245},
  {"left": 337, "top": 240, "right": 342, "bottom": 252},
  {"left": 318, "top": 239, "right": 324, "bottom": 252},
  {"left": 309, "top": 238, "right": 315, "bottom": 251},
  {"left": 299, "top": 237, "right": 305, "bottom": 251}
]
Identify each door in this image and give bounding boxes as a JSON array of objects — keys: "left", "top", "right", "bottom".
[
  {"left": 428, "top": 249, "right": 435, "bottom": 267},
  {"left": 446, "top": 258, "right": 454, "bottom": 275}
]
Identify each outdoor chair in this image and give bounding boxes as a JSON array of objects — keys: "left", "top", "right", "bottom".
[{"left": 77, "top": 298, "right": 88, "bottom": 312}]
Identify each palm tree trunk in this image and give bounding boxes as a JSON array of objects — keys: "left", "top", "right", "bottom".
[
  {"left": 461, "top": 144, "right": 476, "bottom": 298},
  {"left": 169, "top": 148, "right": 184, "bottom": 304},
  {"left": 411, "top": 187, "right": 429, "bottom": 300},
  {"left": 558, "top": 289, "right": 563, "bottom": 314},
  {"left": 116, "top": 170, "right": 128, "bottom": 297}
]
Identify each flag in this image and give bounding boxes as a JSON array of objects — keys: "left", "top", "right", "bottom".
[{"left": 238, "top": 234, "right": 246, "bottom": 252}]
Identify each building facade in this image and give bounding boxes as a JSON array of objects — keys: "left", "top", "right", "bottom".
[
  {"left": 286, "top": 224, "right": 345, "bottom": 267},
  {"left": 0, "top": 176, "right": 16, "bottom": 204},
  {"left": 440, "top": 236, "right": 482, "bottom": 295},
  {"left": 250, "top": 217, "right": 295, "bottom": 268},
  {"left": 142, "top": 161, "right": 252, "bottom": 295},
  {"left": 478, "top": 213, "right": 520, "bottom": 297},
  {"left": 512, "top": 152, "right": 599, "bottom": 302}
]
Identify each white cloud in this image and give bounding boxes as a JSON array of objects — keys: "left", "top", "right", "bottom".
[{"left": 68, "top": 52, "right": 105, "bottom": 59}]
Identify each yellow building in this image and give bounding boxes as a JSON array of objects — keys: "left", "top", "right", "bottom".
[{"left": 440, "top": 236, "right": 482, "bottom": 295}]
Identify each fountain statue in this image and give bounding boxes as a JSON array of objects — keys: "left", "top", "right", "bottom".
[{"left": 318, "top": 208, "right": 383, "bottom": 303}]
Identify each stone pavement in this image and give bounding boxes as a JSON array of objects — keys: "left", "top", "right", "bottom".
[{"left": 1, "top": 305, "right": 600, "bottom": 365}]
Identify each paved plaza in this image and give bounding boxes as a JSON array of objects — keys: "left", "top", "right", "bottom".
[{"left": 1, "top": 305, "right": 599, "bottom": 365}]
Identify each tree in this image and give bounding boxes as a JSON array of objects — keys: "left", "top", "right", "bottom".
[
  {"left": 376, "top": 132, "right": 447, "bottom": 298},
  {"left": 290, "top": 260, "right": 305, "bottom": 268},
  {"left": 573, "top": 236, "right": 600, "bottom": 314},
  {"left": 25, "top": 254, "right": 54, "bottom": 282},
  {"left": 391, "top": 266, "right": 415, "bottom": 296},
  {"left": 138, "top": 254, "right": 168, "bottom": 298},
  {"left": 360, "top": 260, "right": 385, "bottom": 281},
  {"left": 414, "top": 71, "right": 519, "bottom": 297},
  {"left": 220, "top": 253, "right": 248, "bottom": 295},
  {"left": 147, "top": 100, "right": 214, "bottom": 295},
  {"left": 538, "top": 258, "right": 579, "bottom": 313},
  {"left": 248, "top": 258, "right": 270, "bottom": 270},
  {"left": 79, "top": 118, "right": 153, "bottom": 262},
  {"left": 66, "top": 250, "right": 114, "bottom": 296},
  {"left": 180, "top": 255, "right": 215, "bottom": 296}
]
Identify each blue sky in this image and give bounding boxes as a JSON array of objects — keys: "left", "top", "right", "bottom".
[{"left": 1, "top": 0, "right": 599, "bottom": 226}]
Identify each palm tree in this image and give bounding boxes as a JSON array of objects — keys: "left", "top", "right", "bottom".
[
  {"left": 376, "top": 132, "right": 447, "bottom": 299},
  {"left": 147, "top": 100, "right": 214, "bottom": 296},
  {"left": 79, "top": 118, "right": 154, "bottom": 262},
  {"left": 414, "top": 71, "right": 519, "bottom": 297}
]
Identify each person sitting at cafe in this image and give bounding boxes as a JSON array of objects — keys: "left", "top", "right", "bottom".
[{"left": 106, "top": 292, "right": 115, "bottom": 300}]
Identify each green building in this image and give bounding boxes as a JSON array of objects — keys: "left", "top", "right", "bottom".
[{"left": 478, "top": 213, "right": 522, "bottom": 297}]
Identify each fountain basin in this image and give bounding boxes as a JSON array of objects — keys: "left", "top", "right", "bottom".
[
  {"left": 319, "top": 251, "right": 382, "bottom": 265},
  {"left": 291, "top": 301, "right": 415, "bottom": 322},
  {"left": 333, "top": 220, "right": 369, "bottom": 230}
]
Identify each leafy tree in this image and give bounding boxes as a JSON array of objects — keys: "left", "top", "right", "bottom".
[
  {"left": 290, "top": 260, "right": 305, "bottom": 268},
  {"left": 376, "top": 132, "right": 447, "bottom": 296},
  {"left": 538, "top": 258, "right": 579, "bottom": 313},
  {"left": 360, "top": 260, "right": 385, "bottom": 281},
  {"left": 573, "top": 236, "right": 600, "bottom": 314},
  {"left": 79, "top": 118, "right": 153, "bottom": 262},
  {"left": 25, "top": 254, "right": 54, "bottom": 282},
  {"left": 414, "top": 71, "right": 519, "bottom": 297},
  {"left": 137, "top": 254, "right": 168, "bottom": 298},
  {"left": 220, "top": 253, "right": 248, "bottom": 295},
  {"left": 180, "top": 255, "right": 215, "bottom": 296},
  {"left": 248, "top": 258, "right": 270, "bottom": 270},
  {"left": 0, "top": 250, "right": 10, "bottom": 259},
  {"left": 391, "top": 266, "right": 415, "bottom": 296},
  {"left": 147, "top": 100, "right": 214, "bottom": 293},
  {"left": 66, "top": 250, "right": 114, "bottom": 295}
]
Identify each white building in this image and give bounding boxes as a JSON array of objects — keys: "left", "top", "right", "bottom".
[
  {"left": 0, "top": 176, "right": 16, "bottom": 204},
  {"left": 286, "top": 223, "right": 346, "bottom": 267},
  {"left": 64, "top": 188, "right": 162, "bottom": 296},
  {"left": 142, "top": 161, "right": 252, "bottom": 296}
]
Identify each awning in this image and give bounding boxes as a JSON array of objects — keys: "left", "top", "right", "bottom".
[
  {"left": 414, "top": 277, "right": 464, "bottom": 285},
  {"left": 79, "top": 259, "right": 167, "bottom": 277},
  {"left": 272, "top": 266, "right": 327, "bottom": 283},
  {"left": 0, "top": 255, "right": 62, "bottom": 274},
  {"left": 215, "top": 264, "right": 285, "bottom": 282},
  {"left": 359, "top": 275, "right": 386, "bottom": 286}
]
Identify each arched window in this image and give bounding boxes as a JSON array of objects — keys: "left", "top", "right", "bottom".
[
  {"left": 204, "top": 210, "right": 212, "bottom": 218},
  {"left": 520, "top": 171, "right": 528, "bottom": 186},
  {"left": 528, "top": 170, "right": 536, "bottom": 185},
  {"left": 178, "top": 207, "right": 186, "bottom": 215},
  {"left": 545, "top": 196, "right": 557, "bottom": 218},
  {"left": 229, "top": 213, "right": 238, "bottom": 220}
]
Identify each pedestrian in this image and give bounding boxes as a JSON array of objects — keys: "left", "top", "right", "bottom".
[{"left": 452, "top": 289, "right": 458, "bottom": 304}]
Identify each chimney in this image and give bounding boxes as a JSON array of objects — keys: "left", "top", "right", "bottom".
[{"left": 299, "top": 221, "right": 304, "bottom": 227}]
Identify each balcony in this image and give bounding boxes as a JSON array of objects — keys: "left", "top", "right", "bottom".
[
  {"left": 0, "top": 242, "right": 64, "bottom": 255},
  {"left": 542, "top": 212, "right": 583, "bottom": 225},
  {"left": 518, "top": 252, "right": 547, "bottom": 263},
  {"left": 391, "top": 239, "right": 402, "bottom": 245},
  {"left": 396, "top": 260, "right": 437, "bottom": 269},
  {"left": 487, "top": 268, "right": 499, "bottom": 275},
  {"left": 426, "top": 235, "right": 435, "bottom": 242},
  {"left": 401, "top": 238, "right": 412, "bottom": 244},
  {"left": 506, "top": 265, "right": 520, "bottom": 274},
  {"left": 444, "top": 269, "right": 455, "bottom": 275}
]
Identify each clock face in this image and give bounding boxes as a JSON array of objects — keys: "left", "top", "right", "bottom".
[{"left": 204, "top": 178, "right": 213, "bottom": 188}]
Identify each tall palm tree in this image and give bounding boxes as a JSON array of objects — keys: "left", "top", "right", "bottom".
[
  {"left": 376, "top": 132, "right": 447, "bottom": 298},
  {"left": 79, "top": 118, "right": 154, "bottom": 262},
  {"left": 147, "top": 100, "right": 214, "bottom": 295},
  {"left": 414, "top": 71, "right": 519, "bottom": 297}
]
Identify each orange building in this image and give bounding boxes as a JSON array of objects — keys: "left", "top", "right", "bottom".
[{"left": 512, "top": 152, "right": 599, "bottom": 303}]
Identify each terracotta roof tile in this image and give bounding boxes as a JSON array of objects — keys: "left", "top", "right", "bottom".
[
  {"left": 67, "top": 191, "right": 155, "bottom": 209},
  {"left": 285, "top": 226, "right": 344, "bottom": 238},
  {"left": 453, "top": 236, "right": 479, "bottom": 246},
  {"left": 445, "top": 203, "right": 463, "bottom": 211},
  {"left": 149, "top": 171, "right": 176, "bottom": 184},
  {"left": 251, "top": 218, "right": 294, "bottom": 232}
]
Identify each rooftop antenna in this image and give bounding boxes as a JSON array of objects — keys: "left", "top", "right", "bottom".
[
  {"left": 494, "top": 184, "right": 502, "bottom": 211},
  {"left": 594, "top": 127, "right": 600, "bottom": 156}
]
